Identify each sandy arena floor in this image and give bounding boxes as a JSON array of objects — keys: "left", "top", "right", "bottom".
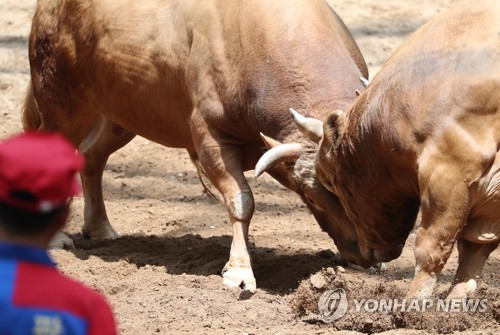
[{"left": 0, "top": 0, "right": 498, "bottom": 334}]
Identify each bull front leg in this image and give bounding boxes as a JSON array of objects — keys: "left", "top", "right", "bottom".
[
  {"left": 222, "top": 189, "right": 256, "bottom": 292},
  {"left": 408, "top": 160, "right": 471, "bottom": 299},
  {"left": 191, "top": 121, "right": 256, "bottom": 292}
]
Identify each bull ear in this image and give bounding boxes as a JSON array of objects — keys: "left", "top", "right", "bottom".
[
  {"left": 255, "top": 134, "right": 303, "bottom": 177},
  {"left": 323, "top": 110, "right": 346, "bottom": 152},
  {"left": 289, "top": 108, "right": 323, "bottom": 143}
]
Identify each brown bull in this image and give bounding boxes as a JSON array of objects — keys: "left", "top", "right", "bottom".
[
  {"left": 282, "top": 0, "right": 500, "bottom": 298},
  {"left": 23, "top": 0, "right": 368, "bottom": 291}
]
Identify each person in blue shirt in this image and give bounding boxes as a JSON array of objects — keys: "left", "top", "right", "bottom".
[{"left": 0, "top": 132, "right": 117, "bottom": 335}]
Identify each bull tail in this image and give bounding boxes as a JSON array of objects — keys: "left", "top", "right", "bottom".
[{"left": 21, "top": 82, "right": 42, "bottom": 131}]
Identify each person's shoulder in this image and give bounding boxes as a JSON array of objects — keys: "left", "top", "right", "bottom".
[
  {"left": 57, "top": 273, "right": 118, "bottom": 335},
  {"left": 30, "top": 264, "right": 111, "bottom": 310},
  {"left": 13, "top": 262, "right": 115, "bottom": 327},
  {"left": 15, "top": 262, "right": 107, "bottom": 306}
]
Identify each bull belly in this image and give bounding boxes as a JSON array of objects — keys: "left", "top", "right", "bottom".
[{"left": 97, "top": 95, "right": 195, "bottom": 149}]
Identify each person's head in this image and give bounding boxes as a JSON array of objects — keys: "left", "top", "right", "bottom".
[{"left": 0, "top": 132, "right": 83, "bottom": 240}]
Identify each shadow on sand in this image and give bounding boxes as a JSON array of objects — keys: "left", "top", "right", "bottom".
[{"left": 68, "top": 233, "right": 350, "bottom": 295}]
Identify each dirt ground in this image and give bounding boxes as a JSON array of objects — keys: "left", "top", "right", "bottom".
[{"left": 1, "top": 0, "right": 498, "bottom": 334}]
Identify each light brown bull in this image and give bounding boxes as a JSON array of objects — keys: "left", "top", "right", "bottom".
[
  {"left": 280, "top": 0, "right": 499, "bottom": 298},
  {"left": 23, "top": 0, "right": 369, "bottom": 291}
]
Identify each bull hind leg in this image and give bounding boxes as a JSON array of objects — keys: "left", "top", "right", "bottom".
[
  {"left": 22, "top": 85, "right": 112, "bottom": 248},
  {"left": 446, "top": 238, "right": 499, "bottom": 299},
  {"left": 79, "top": 117, "right": 135, "bottom": 239},
  {"left": 191, "top": 120, "right": 256, "bottom": 292}
]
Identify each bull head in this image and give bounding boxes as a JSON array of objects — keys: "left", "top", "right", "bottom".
[{"left": 255, "top": 109, "right": 386, "bottom": 270}]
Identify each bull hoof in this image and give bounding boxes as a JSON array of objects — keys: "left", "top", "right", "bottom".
[
  {"left": 49, "top": 232, "right": 75, "bottom": 250},
  {"left": 221, "top": 264, "right": 256, "bottom": 292},
  {"left": 82, "top": 221, "right": 119, "bottom": 240},
  {"left": 446, "top": 279, "right": 477, "bottom": 299}
]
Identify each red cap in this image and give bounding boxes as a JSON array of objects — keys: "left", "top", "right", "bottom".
[{"left": 0, "top": 132, "right": 83, "bottom": 212}]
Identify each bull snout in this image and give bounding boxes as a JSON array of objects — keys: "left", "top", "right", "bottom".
[
  {"left": 349, "top": 243, "right": 404, "bottom": 268},
  {"left": 334, "top": 239, "right": 377, "bottom": 269}
]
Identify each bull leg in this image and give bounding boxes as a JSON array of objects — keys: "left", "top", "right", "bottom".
[
  {"left": 30, "top": 101, "right": 104, "bottom": 248},
  {"left": 49, "top": 232, "right": 77, "bottom": 250},
  {"left": 223, "top": 206, "right": 256, "bottom": 292},
  {"left": 205, "top": 151, "right": 256, "bottom": 291},
  {"left": 205, "top": 148, "right": 255, "bottom": 291},
  {"left": 446, "top": 238, "right": 498, "bottom": 299},
  {"left": 192, "top": 132, "right": 256, "bottom": 291},
  {"left": 79, "top": 118, "right": 135, "bottom": 239},
  {"left": 407, "top": 165, "right": 470, "bottom": 299}
]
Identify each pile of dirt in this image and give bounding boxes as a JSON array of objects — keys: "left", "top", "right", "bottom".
[{"left": 290, "top": 267, "right": 500, "bottom": 334}]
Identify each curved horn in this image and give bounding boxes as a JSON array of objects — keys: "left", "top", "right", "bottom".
[
  {"left": 360, "top": 77, "right": 370, "bottom": 87},
  {"left": 259, "top": 132, "right": 281, "bottom": 149},
  {"left": 255, "top": 143, "right": 303, "bottom": 177},
  {"left": 289, "top": 108, "right": 323, "bottom": 143}
]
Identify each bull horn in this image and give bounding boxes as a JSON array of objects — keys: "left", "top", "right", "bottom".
[
  {"left": 289, "top": 108, "right": 323, "bottom": 143},
  {"left": 259, "top": 132, "right": 281, "bottom": 149},
  {"left": 355, "top": 89, "right": 361, "bottom": 97},
  {"left": 255, "top": 143, "right": 303, "bottom": 177},
  {"left": 360, "top": 77, "right": 370, "bottom": 87}
]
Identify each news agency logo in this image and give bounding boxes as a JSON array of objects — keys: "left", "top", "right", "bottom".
[
  {"left": 318, "top": 289, "right": 489, "bottom": 323},
  {"left": 317, "top": 288, "right": 349, "bottom": 322}
]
